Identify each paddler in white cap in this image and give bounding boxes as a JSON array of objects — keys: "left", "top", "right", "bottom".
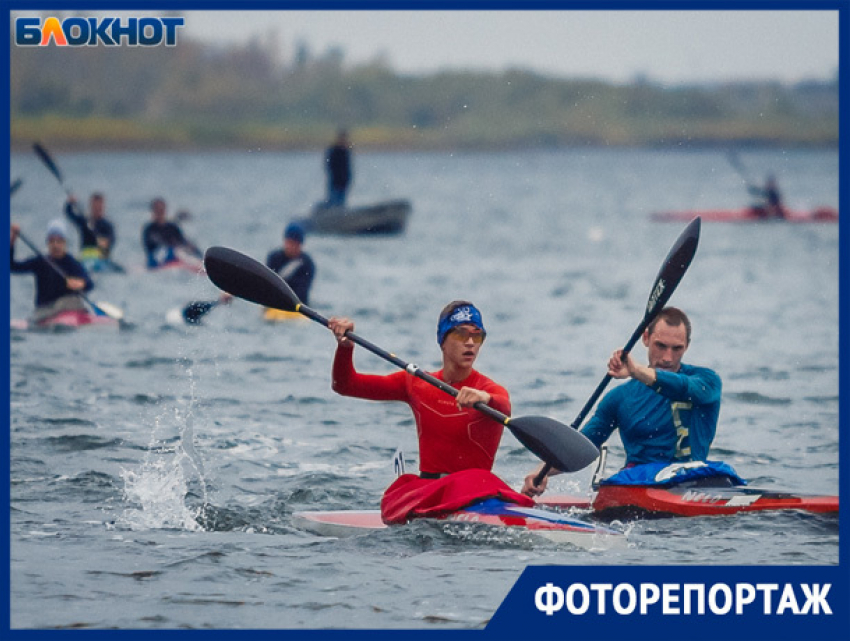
[{"left": 11, "top": 219, "right": 94, "bottom": 322}]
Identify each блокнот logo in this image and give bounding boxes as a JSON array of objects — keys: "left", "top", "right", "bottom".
[{"left": 15, "top": 16, "right": 184, "bottom": 47}]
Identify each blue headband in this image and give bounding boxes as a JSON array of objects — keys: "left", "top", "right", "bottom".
[{"left": 437, "top": 304, "right": 486, "bottom": 345}]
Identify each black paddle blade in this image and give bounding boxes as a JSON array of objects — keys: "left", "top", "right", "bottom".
[
  {"left": 10, "top": 178, "right": 23, "bottom": 196},
  {"left": 182, "top": 301, "right": 217, "bottom": 324},
  {"left": 33, "top": 142, "right": 63, "bottom": 184},
  {"left": 645, "top": 216, "right": 700, "bottom": 319},
  {"left": 204, "top": 246, "right": 300, "bottom": 311},
  {"left": 507, "top": 416, "right": 599, "bottom": 473}
]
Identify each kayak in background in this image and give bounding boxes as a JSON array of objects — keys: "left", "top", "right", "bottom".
[
  {"left": 292, "top": 497, "right": 625, "bottom": 549},
  {"left": 79, "top": 247, "right": 125, "bottom": 274},
  {"left": 81, "top": 256, "right": 126, "bottom": 274},
  {"left": 652, "top": 206, "right": 838, "bottom": 223},
  {"left": 133, "top": 257, "right": 205, "bottom": 275},
  {"left": 151, "top": 258, "right": 205, "bottom": 274},
  {"left": 137, "top": 247, "right": 206, "bottom": 274},
  {"left": 11, "top": 308, "right": 121, "bottom": 332},
  {"left": 295, "top": 199, "right": 412, "bottom": 235}
]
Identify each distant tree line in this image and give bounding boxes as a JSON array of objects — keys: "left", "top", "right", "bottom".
[{"left": 9, "top": 23, "right": 838, "bottom": 150}]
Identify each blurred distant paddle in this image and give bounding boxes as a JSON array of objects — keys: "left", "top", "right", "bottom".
[
  {"left": 203, "top": 246, "right": 600, "bottom": 474},
  {"left": 726, "top": 150, "right": 758, "bottom": 191},
  {"left": 11, "top": 178, "right": 23, "bottom": 196},
  {"left": 181, "top": 299, "right": 220, "bottom": 324},
  {"left": 33, "top": 141, "right": 126, "bottom": 271},
  {"left": 533, "top": 216, "right": 702, "bottom": 487},
  {"left": 33, "top": 142, "right": 72, "bottom": 195}
]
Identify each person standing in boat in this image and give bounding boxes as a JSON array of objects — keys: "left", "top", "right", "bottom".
[
  {"left": 266, "top": 222, "right": 316, "bottom": 304},
  {"left": 10, "top": 220, "right": 94, "bottom": 322},
  {"left": 64, "top": 192, "right": 117, "bottom": 263},
  {"left": 141, "top": 197, "right": 202, "bottom": 269},
  {"left": 748, "top": 174, "right": 786, "bottom": 219},
  {"left": 328, "top": 301, "right": 534, "bottom": 524},
  {"left": 522, "top": 307, "right": 723, "bottom": 496},
  {"left": 324, "top": 129, "right": 352, "bottom": 207}
]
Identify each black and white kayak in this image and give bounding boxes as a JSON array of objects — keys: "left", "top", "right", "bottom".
[{"left": 292, "top": 498, "right": 625, "bottom": 549}]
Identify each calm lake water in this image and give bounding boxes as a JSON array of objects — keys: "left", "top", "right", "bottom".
[{"left": 8, "top": 148, "right": 840, "bottom": 630}]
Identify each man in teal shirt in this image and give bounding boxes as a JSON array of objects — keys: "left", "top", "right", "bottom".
[{"left": 522, "top": 307, "right": 722, "bottom": 495}]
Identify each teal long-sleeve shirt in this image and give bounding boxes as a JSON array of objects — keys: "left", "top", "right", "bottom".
[{"left": 580, "top": 363, "right": 722, "bottom": 466}]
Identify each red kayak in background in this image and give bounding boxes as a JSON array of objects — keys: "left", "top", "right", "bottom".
[
  {"left": 11, "top": 309, "right": 121, "bottom": 331},
  {"left": 652, "top": 205, "right": 838, "bottom": 223},
  {"left": 149, "top": 258, "right": 205, "bottom": 274}
]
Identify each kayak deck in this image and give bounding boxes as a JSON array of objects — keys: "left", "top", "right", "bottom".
[{"left": 590, "top": 484, "right": 839, "bottom": 519}]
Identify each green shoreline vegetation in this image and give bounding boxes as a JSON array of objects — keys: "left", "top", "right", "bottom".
[
  {"left": 10, "top": 111, "right": 838, "bottom": 152},
  {"left": 10, "top": 27, "right": 837, "bottom": 152}
]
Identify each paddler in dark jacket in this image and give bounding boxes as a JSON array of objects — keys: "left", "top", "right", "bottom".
[
  {"left": 265, "top": 222, "right": 315, "bottom": 304},
  {"left": 748, "top": 174, "right": 786, "bottom": 219},
  {"left": 64, "top": 192, "right": 116, "bottom": 261},
  {"left": 523, "top": 307, "right": 722, "bottom": 496},
  {"left": 11, "top": 220, "right": 94, "bottom": 322},
  {"left": 141, "top": 197, "right": 202, "bottom": 269},
  {"left": 328, "top": 301, "right": 534, "bottom": 524}
]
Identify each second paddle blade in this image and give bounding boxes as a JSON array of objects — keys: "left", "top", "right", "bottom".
[
  {"left": 204, "top": 246, "right": 299, "bottom": 311},
  {"left": 646, "top": 216, "right": 701, "bottom": 317},
  {"left": 182, "top": 301, "right": 217, "bottom": 324},
  {"left": 507, "top": 416, "right": 600, "bottom": 473}
]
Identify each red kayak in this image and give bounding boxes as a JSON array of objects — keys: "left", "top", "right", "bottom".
[
  {"left": 542, "top": 486, "right": 838, "bottom": 518},
  {"left": 148, "top": 258, "right": 205, "bottom": 274},
  {"left": 540, "top": 452, "right": 839, "bottom": 519},
  {"left": 652, "top": 206, "right": 838, "bottom": 223}
]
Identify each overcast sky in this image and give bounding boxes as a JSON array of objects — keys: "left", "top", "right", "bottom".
[{"left": 176, "top": 9, "right": 839, "bottom": 84}]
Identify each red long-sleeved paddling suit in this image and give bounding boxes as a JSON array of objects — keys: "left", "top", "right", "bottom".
[{"left": 332, "top": 344, "right": 510, "bottom": 475}]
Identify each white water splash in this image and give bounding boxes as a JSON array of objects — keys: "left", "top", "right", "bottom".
[
  {"left": 118, "top": 370, "right": 209, "bottom": 532},
  {"left": 120, "top": 453, "right": 202, "bottom": 531}
]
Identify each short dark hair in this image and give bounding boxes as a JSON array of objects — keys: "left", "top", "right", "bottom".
[{"left": 647, "top": 307, "right": 691, "bottom": 344}]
